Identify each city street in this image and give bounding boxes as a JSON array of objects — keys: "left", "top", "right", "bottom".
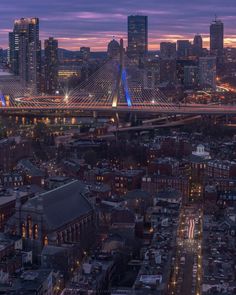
[{"left": 169, "top": 205, "right": 203, "bottom": 295}]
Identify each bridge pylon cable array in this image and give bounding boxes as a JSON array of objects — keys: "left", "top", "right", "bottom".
[{"left": 0, "top": 39, "right": 175, "bottom": 112}]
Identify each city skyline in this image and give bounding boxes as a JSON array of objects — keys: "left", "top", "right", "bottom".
[
  {"left": 0, "top": 0, "right": 236, "bottom": 51},
  {"left": 1, "top": 2, "right": 236, "bottom": 295}
]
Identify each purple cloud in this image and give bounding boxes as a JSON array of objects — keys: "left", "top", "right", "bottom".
[{"left": 0, "top": 0, "right": 235, "bottom": 50}]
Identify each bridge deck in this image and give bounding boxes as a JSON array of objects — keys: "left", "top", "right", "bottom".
[{"left": 1, "top": 104, "right": 236, "bottom": 115}]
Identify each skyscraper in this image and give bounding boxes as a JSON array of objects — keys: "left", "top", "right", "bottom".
[
  {"left": 44, "top": 37, "right": 58, "bottom": 94},
  {"left": 160, "top": 42, "right": 176, "bottom": 59},
  {"left": 193, "top": 34, "right": 203, "bottom": 57},
  {"left": 177, "top": 40, "right": 191, "bottom": 58},
  {"left": 210, "top": 18, "right": 224, "bottom": 64},
  {"left": 127, "top": 15, "right": 148, "bottom": 59},
  {"left": 9, "top": 18, "right": 41, "bottom": 93}
]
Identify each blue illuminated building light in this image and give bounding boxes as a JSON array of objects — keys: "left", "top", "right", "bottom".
[
  {"left": 122, "top": 69, "right": 132, "bottom": 107},
  {"left": 0, "top": 93, "right": 6, "bottom": 107}
]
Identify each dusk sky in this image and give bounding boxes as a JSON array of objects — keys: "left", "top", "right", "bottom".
[{"left": 0, "top": 0, "right": 236, "bottom": 51}]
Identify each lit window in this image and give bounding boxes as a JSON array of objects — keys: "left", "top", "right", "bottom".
[
  {"left": 33, "top": 224, "right": 38, "bottom": 240},
  {"left": 27, "top": 216, "right": 32, "bottom": 238},
  {"left": 22, "top": 223, "right": 26, "bottom": 238},
  {"left": 44, "top": 236, "right": 49, "bottom": 246}
]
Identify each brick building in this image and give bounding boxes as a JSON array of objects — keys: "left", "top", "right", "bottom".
[
  {"left": 6, "top": 181, "right": 96, "bottom": 260},
  {"left": 206, "top": 160, "right": 236, "bottom": 179},
  {"left": 113, "top": 169, "right": 144, "bottom": 195},
  {"left": 0, "top": 188, "right": 34, "bottom": 231},
  {"left": 0, "top": 138, "right": 31, "bottom": 172},
  {"left": 148, "top": 157, "right": 179, "bottom": 176},
  {"left": 142, "top": 175, "right": 189, "bottom": 203}
]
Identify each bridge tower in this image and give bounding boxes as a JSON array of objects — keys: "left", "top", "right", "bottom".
[{"left": 112, "top": 39, "right": 132, "bottom": 108}]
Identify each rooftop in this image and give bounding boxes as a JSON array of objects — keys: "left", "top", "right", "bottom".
[
  {"left": 0, "top": 188, "right": 30, "bottom": 206},
  {"left": 22, "top": 180, "right": 94, "bottom": 230}
]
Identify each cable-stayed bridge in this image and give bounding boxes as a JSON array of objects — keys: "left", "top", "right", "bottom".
[{"left": 1, "top": 40, "right": 236, "bottom": 116}]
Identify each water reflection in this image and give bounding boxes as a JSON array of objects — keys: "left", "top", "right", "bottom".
[{"left": 9, "top": 115, "right": 97, "bottom": 126}]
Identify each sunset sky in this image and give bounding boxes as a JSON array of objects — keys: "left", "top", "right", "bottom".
[{"left": 0, "top": 0, "right": 235, "bottom": 51}]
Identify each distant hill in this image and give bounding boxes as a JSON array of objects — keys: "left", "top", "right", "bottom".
[{"left": 58, "top": 48, "right": 107, "bottom": 60}]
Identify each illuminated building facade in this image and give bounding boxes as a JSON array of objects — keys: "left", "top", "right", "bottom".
[{"left": 58, "top": 65, "right": 81, "bottom": 80}]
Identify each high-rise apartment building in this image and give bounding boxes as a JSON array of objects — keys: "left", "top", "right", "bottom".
[
  {"left": 127, "top": 15, "right": 148, "bottom": 59},
  {"left": 44, "top": 37, "right": 58, "bottom": 94},
  {"left": 9, "top": 18, "right": 41, "bottom": 93}
]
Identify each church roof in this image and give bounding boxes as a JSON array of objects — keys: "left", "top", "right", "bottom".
[
  {"left": 23, "top": 180, "right": 93, "bottom": 230},
  {"left": 108, "top": 39, "right": 120, "bottom": 48}
]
